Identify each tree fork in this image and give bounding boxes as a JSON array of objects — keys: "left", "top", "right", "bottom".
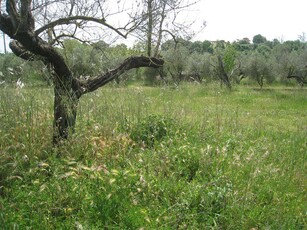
[
  {"left": 52, "top": 56, "right": 163, "bottom": 145},
  {"left": 0, "top": 0, "right": 164, "bottom": 146}
]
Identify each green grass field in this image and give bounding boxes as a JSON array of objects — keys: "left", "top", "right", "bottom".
[{"left": 0, "top": 83, "right": 306, "bottom": 229}]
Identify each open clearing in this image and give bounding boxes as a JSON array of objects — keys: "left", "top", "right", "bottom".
[{"left": 0, "top": 84, "right": 306, "bottom": 229}]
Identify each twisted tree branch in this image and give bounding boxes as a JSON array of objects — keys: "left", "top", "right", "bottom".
[
  {"left": 9, "top": 40, "right": 36, "bottom": 60},
  {"left": 20, "top": 0, "right": 34, "bottom": 32},
  {"left": 35, "top": 16, "right": 127, "bottom": 38},
  {"left": 6, "top": 0, "right": 19, "bottom": 31},
  {"left": 78, "top": 56, "right": 164, "bottom": 96}
]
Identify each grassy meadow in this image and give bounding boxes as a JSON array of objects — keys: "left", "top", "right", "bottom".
[{"left": 0, "top": 83, "right": 306, "bottom": 229}]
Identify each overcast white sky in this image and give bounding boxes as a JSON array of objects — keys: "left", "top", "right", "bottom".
[
  {"left": 0, "top": 0, "right": 306, "bottom": 52},
  {"left": 193, "top": 0, "right": 307, "bottom": 42}
]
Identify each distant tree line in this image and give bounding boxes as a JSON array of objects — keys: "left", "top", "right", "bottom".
[
  {"left": 159, "top": 34, "right": 307, "bottom": 88},
  {"left": 1, "top": 34, "right": 306, "bottom": 88}
]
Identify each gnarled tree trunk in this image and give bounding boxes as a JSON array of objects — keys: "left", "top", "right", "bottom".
[
  {"left": 53, "top": 79, "right": 79, "bottom": 144},
  {"left": 0, "top": 0, "right": 164, "bottom": 145}
]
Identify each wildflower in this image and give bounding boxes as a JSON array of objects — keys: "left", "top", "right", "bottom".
[
  {"left": 22, "top": 155, "right": 29, "bottom": 162},
  {"left": 16, "top": 78, "right": 25, "bottom": 89}
]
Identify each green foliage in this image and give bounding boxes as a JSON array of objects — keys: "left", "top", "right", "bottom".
[
  {"left": 187, "top": 52, "right": 212, "bottom": 83},
  {"left": 283, "top": 40, "right": 306, "bottom": 51},
  {"left": 245, "top": 52, "right": 272, "bottom": 87},
  {"left": 62, "top": 40, "right": 98, "bottom": 77},
  {"left": 223, "top": 45, "right": 237, "bottom": 73},
  {"left": 163, "top": 45, "right": 189, "bottom": 85},
  {"left": 253, "top": 34, "right": 267, "bottom": 44},
  {"left": 130, "top": 114, "right": 176, "bottom": 147},
  {"left": 0, "top": 53, "right": 24, "bottom": 82},
  {"left": 142, "top": 67, "right": 160, "bottom": 86},
  {"left": 255, "top": 44, "right": 272, "bottom": 57},
  {"left": 271, "top": 43, "right": 307, "bottom": 83},
  {"left": 1, "top": 36, "right": 306, "bottom": 88},
  {"left": 58, "top": 39, "right": 143, "bottom": 84},
  {"left": 1, "top": 85, "right": 306, "bottom": 229},
  {"left": 0, "top": 53, "right": 46, "bottom": 85},
  {"left": 159, "top": 37, "right": 307, "bottom": 87},
  {"left": 189, "top": 40, "right": 214, "bottom": 54}
]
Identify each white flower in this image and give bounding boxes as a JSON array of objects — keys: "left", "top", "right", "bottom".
[
  {"left": 22, "top": 155, "right": 29, "bottom": 162},
  {"left": 16, "top": 78, "right": 25, "bottom": 89}
]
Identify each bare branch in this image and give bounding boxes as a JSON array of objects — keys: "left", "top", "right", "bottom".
[
  {"left": 20, "top": 0, "right": 34, "bottom": 32},
  {"left": 162, "top": 29, "right": 178, "bottom": 49},
  {"left": 35, "top": 15, "right": 127, "bottom": 38},
  {"left": 48, "top": 23, "right": 80, "bottom": 45},
  {"left": 6, "top": 0, "right": 19, "bottom": 30},
  {"left": 68, "top": 0, "right": 75, "bottom": 16},
  {"left": 153, "top": 2, "right": 166, "bottom": 57},
  {"left": 79, "top": 56, "right": 164, "bottom": 95},
  {"left": 50, "top": 32, "right": 90, "bottom": 46}
]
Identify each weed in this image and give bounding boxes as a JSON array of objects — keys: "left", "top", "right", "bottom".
[
  {"left": 0, "top": 84, "right": 306, "bottom": 228},
  {"left": 129, "top": 114, "right": 177, "bottom": 148}
]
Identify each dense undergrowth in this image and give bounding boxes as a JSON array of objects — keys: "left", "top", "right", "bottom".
[{"left": 0, "top": 83, "right": 306, "bottom": 229}]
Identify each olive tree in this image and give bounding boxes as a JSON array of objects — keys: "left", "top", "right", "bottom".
[
  {"left": 246, "top": 52, "right": 271, "bottom": 88},
  {"left": 272, "top": 43, "right": 307, "bottom": 86},
  {"left": 286, "top": 50, "right": 307, "bottom": 87},
  {"left": 163, "top": 45, "right": 189, "bottom": 85},
  {"left": 0, "top": 0, "right": 164, "bottom": 145},
  {"left": 187, "top": 52, "right": 212, "bottom": 83},
  {"left": 211, "top": 44, "right": 239, "bottom": 89}
]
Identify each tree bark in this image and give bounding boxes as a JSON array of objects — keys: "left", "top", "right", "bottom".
[
  {"left": 0, "top": 0, "right": 164, "bottom": 146},
  {"left": 52, "top": 77, "right": 79, "bottom": 144},
  {"left": 153, "top": 2, "right": 166, "bottom": 57},
  {"left": 52, "top": 56, "right": 163, "bottom": 145},
  {"left": 10, "top": 38, "right": 164, "bottom": 145},
  {"left": 54, "top": 56, "right": 163, "bottom": 145},
  {"left": 146, "top": 0, "right": 153, "bottom": 57}
]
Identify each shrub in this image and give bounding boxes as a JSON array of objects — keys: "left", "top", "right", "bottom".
[{"left": 130, "top": 114, "right": 176, "bottom": 147}]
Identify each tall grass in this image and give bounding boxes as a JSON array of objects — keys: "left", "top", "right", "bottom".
[{"left": 0, "top": 83, "right": 306, "bottom": 229}]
